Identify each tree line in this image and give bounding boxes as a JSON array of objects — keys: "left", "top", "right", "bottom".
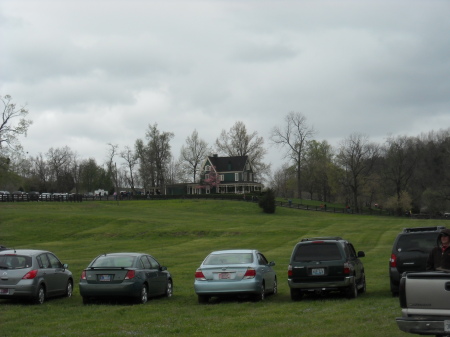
[{"left": 1, "top": 95, "right": 449, "bottom": 215}]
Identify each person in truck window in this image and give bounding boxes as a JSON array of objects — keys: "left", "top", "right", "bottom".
[{"left": 426, "top": 228, "right": 450, "bottom": 271}]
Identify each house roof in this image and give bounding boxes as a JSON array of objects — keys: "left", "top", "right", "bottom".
[{"left": 208, "top": 155, "right": 249, "bottom": 172}]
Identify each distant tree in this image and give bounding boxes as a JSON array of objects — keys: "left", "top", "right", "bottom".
[
  {"left": 258, "top": 188, "right": 276, "bottom": 213},
  {"left": 0, "top": 95, "right": 32, "bottom": 151},
  {"left": 270, "top": 112, "right": 315, "bottom": 198},
  {"left": 179, "top": 130, "right": 211, "bottom": 182},
  {"left": 270, "top": 164, "right": 296, "bottom": 198},
  {"left": 120, "top": 145, "right": 139, "bottom": 192},
  {"left": 200, "top": 166, "right": 221, "bottom": 192},
  {"left": 46, "top": 146, "right": 75, "bottom": 192},
  {"left": 336, "top": 133, "right": 379, "bottom": 213},
  {"left": 215, "top": 121, "right": 270, "bottom": 181}
]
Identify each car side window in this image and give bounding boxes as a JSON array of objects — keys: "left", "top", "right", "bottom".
[
  {"left": 258, "top": 253, "right": 268, "bottom": 265},
  {"left": 147, "top": 256, "right": 160, "bottom": 269},
  {"left": 140, "top": 256, "right": 151, "bottom": 269},
  {"left": 47, "top": 253, "right": 62, "bottom": 268},
  {"left": 37, "top": 254, "right": 51, "bottom": 268},
  {"left": 346, "top": 244, "right": 357, "bottom": 259}
]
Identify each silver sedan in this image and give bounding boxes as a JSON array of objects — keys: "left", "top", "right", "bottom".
[{"left": 194, "top": 249, "right": 277, "bottom": 303}]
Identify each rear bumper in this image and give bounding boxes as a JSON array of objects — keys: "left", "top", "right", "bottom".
[
  {"left": 396, "top": 316, "right": 450, "bottom": 335},
  {"left": 288, "top": 276, "right": 352, "bottom": 290},
  {"left": 194, "top": 279, "right": 261, "bottom": 296},
  {"left": 79, "top": 281, "right": 141, "bottom": 298},
  {"left": 0, "top": 281, "right": 38, "bottom": 300}
]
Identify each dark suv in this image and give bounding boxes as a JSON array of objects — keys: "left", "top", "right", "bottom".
[
  {"left": 288, "top": 237, "right": 366, "bottom": 300},
  {"left": 389, "top": 226, "right": 445, "bottom": 296}
]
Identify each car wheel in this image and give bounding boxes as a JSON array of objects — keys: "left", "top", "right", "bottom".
[
  {"left": 253, "top": 283, "right": 265, "bottom": 302},
  {"left": 165, "top": 280, "right": 173, "bottom": 298},
  {"left": 198, "top": 295, "right": 209, "bottom": 304},
  {"left": 65, "top": 281, "right": 73, "bottom": 298},
  {"left": 290, "top": 288, "right": 302, "bottom": 301},
  {"left": 138, "top": 284, "right": 148, "bottom": 304},
  {"left": 34, "top": 285, "right": 45, "bottom": 305},
  {"left": 358, "top": 274, "right": 366, "bottom": 294},
  {"left": 346, "top": 280, "right": 358, "bottom": 299},
  {"left": 272, "top": 277, "right": 278, "bottom": 295}
]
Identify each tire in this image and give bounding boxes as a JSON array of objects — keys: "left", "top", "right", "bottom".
[
  {"left": 34, "top": 285, "right": 45, "bottom": 305},
  {"left": 137, "top": 284, "right": 148, "bottom": 304},
  {"left": 290, "top": 288, "right": 302, "bottom": 301},
  {"left": 165, "top": 280, "right": 173, "bottom": 298},
  {"left": 65, "top": 280, "right": 73, "bottom": 298},
  {"left": 198, "top": 295, "right": 209, "bottom": 304},
  {"left": 358, "top": 274, "right": 366, "bottom": 294},
  {"left": 272, "top": 277, "right": 278, "bottom": 295},
  {"left": 346, "top": 280, "right": 358, "bottom": 299},
  {"left": 253, "top": 283, "right": 265, "bottom": 302}
]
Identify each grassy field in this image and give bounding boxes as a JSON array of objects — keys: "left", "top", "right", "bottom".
[{"left": 0, "top": 199, "right": 437, "bottom": 337}]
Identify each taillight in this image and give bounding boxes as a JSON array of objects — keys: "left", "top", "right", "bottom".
[
  {"left": 288, "top": 264, "right": 293, "bottom": 277},
  {"left": 390, "top": 254, "right": 397, "bottom": 268},
  {"left": 243, "top": 268, "right": 256, "bottom": 279},
  {"left": 343, "top": 263, "right": 351, "bottom": 275},
  {"left": 195, "top": 269, "right": 206, "bottom": 280},
  {"left": 22, "top": 269, "right": 38, "bottom": 279},
  {"left": 125, "top": 270, "right": 135, "bottom": 280},
  {"left": 80, "top": 270, "right": 86, "bottom": 280}
]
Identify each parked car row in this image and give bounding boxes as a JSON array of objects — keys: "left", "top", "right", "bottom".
[{"left": 0, "top": 237, "right": 368, "bottom": 305}]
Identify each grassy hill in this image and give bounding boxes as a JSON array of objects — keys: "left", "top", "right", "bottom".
[{"left": 0, "top": 199, "right": 442, "bottom": 336}]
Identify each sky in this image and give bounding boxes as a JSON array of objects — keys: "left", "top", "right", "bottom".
[{"left": 2, "top": 0, "right": 450, "bottom": 174}]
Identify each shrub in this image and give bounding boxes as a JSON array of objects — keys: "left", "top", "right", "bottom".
[{"left": 258, "top": 188, "right": 276, "bottom": 213}]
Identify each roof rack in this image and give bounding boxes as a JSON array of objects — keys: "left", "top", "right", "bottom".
[
  {"left": 301, "top": 236, "right": 343, "bottom": 242},
  {"left": 402, "top": 226, "right": 446, "bottom": 233}
]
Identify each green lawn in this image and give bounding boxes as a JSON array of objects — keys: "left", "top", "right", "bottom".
[{"left": 0, "top": 199, "right": 435, "bottom": 336}]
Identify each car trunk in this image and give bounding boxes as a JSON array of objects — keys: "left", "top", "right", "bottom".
[
  {"left": 84, "top": 268, "right": 131, "bottom": 284},
  {"left": 200, "top": 265, "right": 251, "bottom": 282}
]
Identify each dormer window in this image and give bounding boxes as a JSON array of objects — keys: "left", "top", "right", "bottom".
[{"left": 205, "top": 165, "right": 211, "bottom": 172}]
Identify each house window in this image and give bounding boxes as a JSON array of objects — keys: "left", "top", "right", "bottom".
[
  {"left": 220, "top": 174, "right": 224, "bottom": 181},
  {"left": 205, "top": 174, "right": 209, "bottom": 180},
  {"left": 205, "top": 165, "right": 211, "bottom": 172},
  {"left": 243, "top": 172, "right": 247, "bottom": 181},
  {"left": 250, "top": 173, "right": 253, "bottom": 182},
  {"left": 235, "top": 173, "right": 239, "bottom": 181},
  {"left": 206, "top": 187, "right": 210, "bottom": 194}
]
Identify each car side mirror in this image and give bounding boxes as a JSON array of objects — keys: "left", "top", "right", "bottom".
[
  {"left": 357, "top": 251, "right": 365, "bottom": 258},
  {"left": 268, "top": 261, "right": 276, "bottom": 267},
  {"left": 63, "top": 263, "right": 69, "bottom": 270},
  {"left": 160, "top": 266, "right": 167, "bottom": 271}
]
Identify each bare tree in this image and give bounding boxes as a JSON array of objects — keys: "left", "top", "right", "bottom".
[
  {"left": 0, "top": 95, "right": 32, "bottom": 150},
  {"left": 215, "top": 121, "right": 270, "bottom": 181},
  {"left": 336, "top": 133, "right": 379, "bottom": 212},
  {"left": 120, "top": 145, "right": 138, "bottom": 192},
  {"left": 46, "top": 146, "right": 75, "bottom": 192},
  {"left": 270, "top": 112, "right": 315, "bottom": 198},
  {"left": 106, "top": 143, "right": 120, "bottom": 197},
  {"left": 179, "top": 130, "right": 211, "bottom": 183}
]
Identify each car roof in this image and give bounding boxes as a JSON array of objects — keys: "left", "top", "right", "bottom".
[
  {"left": 0, "top": 249, "right": 49, "bottom": 256},
  {"left": 209, "top": 249, "right": 256, "bottom": 254},
  {"left": 300, "top": 237, "right": 345, "bottom": 242},
  {"left": 98, "top": 252, "right": 146, "bottom": 257},
  {"left": 399, "top": 226, "right": 445, "bottom": 234}
]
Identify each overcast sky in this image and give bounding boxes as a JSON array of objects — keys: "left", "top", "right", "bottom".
[{"left": 2, "top": 0, "right": 450, "bottom": 173}]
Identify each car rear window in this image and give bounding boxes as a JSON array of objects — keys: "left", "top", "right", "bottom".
[
  {"left": 395, "top": 233, "right": 438, "bottom": 252},
  {"left": 92, "top": 255, "right": 136, "bottom": 268},
  {"left": 0, "top": 255, "right": 32, "bottom": 269},
  {"left": 203, "top": 253, "right": 253, "bottom": 265},
  {"left": 293, "top": 243, "right": 342, "bottom": 262}
]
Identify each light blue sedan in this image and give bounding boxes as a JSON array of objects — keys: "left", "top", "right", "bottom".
[{"left": 194, "top": 249, "right": 277, "bottom": 303}]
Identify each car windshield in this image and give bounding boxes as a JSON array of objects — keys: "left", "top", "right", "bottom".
[
  {"left": 294, "top": 243, "right": 342, "bottom": 261},
  {"left": 91, "top": 255, "right": 136, "bottom": 268},
  {"left": 0, "top": 255, "right": 32, "bottom": 269},
  {"left": 203, "top": 253, "right": 253, "bottom": 265},
  {"left": 396, "top": 233, "right": 438, "bottom": 252}
]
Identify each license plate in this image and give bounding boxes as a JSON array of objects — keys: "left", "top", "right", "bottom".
[
  {"left": 0, "top": 288, "right": 9, "bottom": 294},
  {"left": 312, "top": 268, "right": 325, "bottom": 276},
  {"left": 219, "top": 273, "right": 231, "bottom": 279},
  {"left": 99, "top": 275, "right": 111, "bottom": 282},
  {"left": 445, "top": 320, "right": 450, "bottom": 332}
]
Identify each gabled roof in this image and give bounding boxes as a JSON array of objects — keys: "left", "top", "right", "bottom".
[{"left": 207, "top": 155, "right": 249, "bottom": 172}]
